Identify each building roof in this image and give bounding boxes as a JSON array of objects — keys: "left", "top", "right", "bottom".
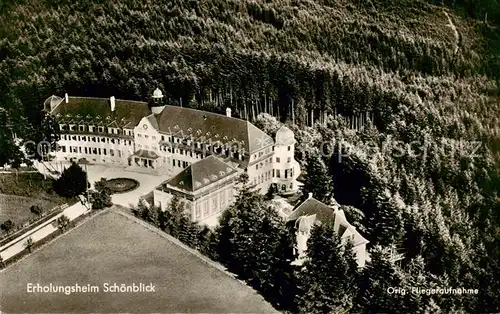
[
  {"left": 51, "top": 96, "right": 150, "bottom": 128},
  {"left": 155, "top": 106, "right": 273, "bottom": 154},
  {"left": 275, "top": 125, "right": 296, "bottom": 146},
  {"left": 43, "top": 95, "right": 64, "bottom": 112},
  {"left": 166, "top": 156, "right": 237, "bottom": 193},
  {"left": 131, "top": 150, "right": 160, "bottom": 159},
  {"left": 288, "top": 197, "right": 369, "bottom": 246}
]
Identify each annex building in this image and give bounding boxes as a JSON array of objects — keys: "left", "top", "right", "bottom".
[
  {"left": 287, "top": 194, "right": 370, "bottom": 268},
  {"left": 44, "top": 89, "right": 301, "bottom": 224}
]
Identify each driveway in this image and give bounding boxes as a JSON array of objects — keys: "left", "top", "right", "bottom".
[{"left": 41, "top": 161, "right": 169, "bottom": 209}]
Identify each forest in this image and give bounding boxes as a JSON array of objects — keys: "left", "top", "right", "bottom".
[{"left": 0, "top": 0, "right": 499, "bottom": 312}]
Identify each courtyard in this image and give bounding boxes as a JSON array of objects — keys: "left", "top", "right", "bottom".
[
  {"left": 39, "top": 161, "right": 168, "bottom": 208},
  {"left": 0, "top": 209, "right": 277, "bottom": 313}
]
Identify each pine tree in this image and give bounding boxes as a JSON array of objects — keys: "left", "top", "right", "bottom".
[
  {"left": 296, "top": 222, "right": 359, "bottom": 313},
  {"left": 302, "top": 153, "right": 333, "bottom": 203},
  {"left": 353, "top": 245, "right": 405, "bottom": 313}
]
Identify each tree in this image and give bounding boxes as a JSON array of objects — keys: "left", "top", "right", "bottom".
[
  {"left": 23, "top": 237, "right": 34, "bottom": 253},
  {"left": 296, "top": 222, "right": 359, "bottom": 313},
  {"left": 1, "top": 220, "right": 14, "bottom": 232},
  {"left": 53, "top": 162, "right": 87, "bottom": 198},
  {"left": 30, "top": 205, "right": 43, "bottom": 216},
  {"left": 301, "top": 153, "right": 333, "bottom": 203},
  {"left": 353, "top": 245, "right": 406, "bottom": 313},
  {"left": 56, "top": 215, "right": 70, "bottom": 232},
  {"left": 161, "top": 195, "right": 186, "bottom": 237},
  {"left": 90, "top": 178, "right": 112, "bottom": 210},
  {"left": 215, "top": 186, "right": 297, "bottom": 311}
]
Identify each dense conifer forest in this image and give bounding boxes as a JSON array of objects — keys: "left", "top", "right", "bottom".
[{"left": 1, "top": 0, "right": 499, "bottom": 312}]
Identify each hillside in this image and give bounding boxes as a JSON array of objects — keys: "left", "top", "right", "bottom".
[{"left": 0, "top": 0, "right": 499, "bottom": 312}]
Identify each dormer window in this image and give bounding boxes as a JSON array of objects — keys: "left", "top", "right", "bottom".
[{"left": 98, "top": 127, "right": 103, "bottom": 133}]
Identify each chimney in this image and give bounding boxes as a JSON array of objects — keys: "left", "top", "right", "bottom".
[
  {"left": 65, "top": 93, "right": 69, "bottom": 103},
  {"left": 226, "top": 107, "right": 232, "bottom": 117},
  {"left": 110, "top": 96, "right": 116, "bottom": 112},
  {"left": 308, "top": 192, "right": 313, "bottom": 199}
]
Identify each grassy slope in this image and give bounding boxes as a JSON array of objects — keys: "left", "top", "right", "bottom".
[
  {"left": 0, "top": 173, "right": 66, "bottom": 232},
  {"left": 0, "top": 210, "right": 276, "bottom": 313}
]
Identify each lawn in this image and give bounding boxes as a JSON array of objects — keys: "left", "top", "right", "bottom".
[
  {"left": 0, "top": 210, "right": 277, "bottom": 313},
  {"left": 0, "top": 194, "right": 60, "bottom": 228},
  {"left": 0, "top": 173, "right": 66, "bottom": 234}
]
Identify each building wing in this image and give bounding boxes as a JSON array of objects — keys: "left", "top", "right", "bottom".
[{"left": 166, "top": 156, "right": 237, "bottom": 193}]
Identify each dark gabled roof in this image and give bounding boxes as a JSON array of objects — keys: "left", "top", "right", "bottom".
[
  {"left": 288, "top": 197, "right": 369, "bottom": 246},
  {"left": 146, "top": 114, "right": 159, "bottom": 129},
  {"left": 166, "top": 156, "right": 237, "bottom": 193},
  {"left": 131, "top": 150, "right": 160, "bottom": 159},
  {"left": 155, "top": 106, "right": 272, "bottom": 154},
  {"left": 287, "top": 198, "right": 336, "bottom": 222},
  {"left": 51, "top": 97, "right": 150, "bottom": 128}
]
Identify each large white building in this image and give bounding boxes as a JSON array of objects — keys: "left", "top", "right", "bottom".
[{"left": 44, "top": 90, "right": 301, "bottom": 224}]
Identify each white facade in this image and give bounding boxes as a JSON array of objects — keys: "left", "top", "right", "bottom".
[{"left": 48, "top": 93, "right": 302, "bottom": 212}]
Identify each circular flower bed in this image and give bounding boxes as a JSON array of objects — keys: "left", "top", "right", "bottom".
[{"left": 104, "top": 178, "right": 140, "bottom": 194}]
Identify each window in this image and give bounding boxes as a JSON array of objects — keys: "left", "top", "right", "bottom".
[
  {"left": 98, "top": 127, "right": 103, "bottom": 133},
  {"left": 276, "top": 157, "right": 280, "bottom": 163},
  {"left": 101, "top": 138, "right": 106, "bottom": 143},
  {"left": 84, "top": 147, "right": 87, "bottom": 154},
  {"left": 145, "top": 135, "right": 149, "bottom": 139},
  {"left": 177, "top": 160, "right": 181, "bottom": 167},
  {"left": 103, "top": 149, "right": 107, "bottom": 155},
  {"left": 288, "top": 146, "right": 291, "bottom": 151},
  {"left": 220, "top": 191, "right": 226, "bottom": 207},
  {"left": 287, "top": 157, "right": 291, "bottom": 163},
  {"left": 285, "top": 170, "right": 288, "bottom": 179},
  {"left": 196, "top": 204, "right": 201, "bottom": 219},
  {"left": 172, "top": 159, "right": 176, "bottom": 166},
  {"left": 212, "top": 198, "right": 218, "bottom": 213},
  {"left": 161, "top": 136, "right": 165, "bottom": 141},
  {"left": 110, "top": 149, "right": 115, "bottom": 157},
  {"left": 203, "top": 201, "right": 209, "bottom": 217},
  {"left": 276, "top": 169, "right": 281, "bottom": 178},
  {"left": 61, "top": 146, "right": 66, "bottom": 153},
  {"left": 273, "top": 169, "right": 275, "bottom": 177},
  {"left": 138, "top": 134, "right": 142, "bottom": 137},
  {"left": 79, "top": 125, "right": 84, "bottom": 132},
  {"left": 256, "top": 164, "right": 259, "bottom": 170}
]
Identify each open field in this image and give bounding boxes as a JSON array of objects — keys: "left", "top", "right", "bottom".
[{"left": 0, "top": 210, "right": 277, "bottom": 313}]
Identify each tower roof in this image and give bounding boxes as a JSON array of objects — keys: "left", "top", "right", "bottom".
[
  {"left": 43, "top": 95, "right": 63, "bottom": 112},
  {"left": 275, "top": 126, "right": 295, "bottom": 146},
  {"left": 153, "top": 88, "right": 164, "bottom": 99}
]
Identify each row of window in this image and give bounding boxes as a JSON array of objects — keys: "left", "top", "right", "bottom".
[
  {"left": 62, "top": 134, "right": 132, "bottom": 146},
  {"left": 273, "top": 168, "right": 294, "bottom": 179},
  {"left": 255, "top": 156, "right": 292, "bottom": 170},
  {"left": 64, "top": 146, "right": 122, "bottom": 157},
  {"left": 254, "top": 170, "right": 273, "bottom": 185},
  {"left": 61, "top": 124, "right": 133, "bottom": 136},
  {"left": 194, "top": 188, "right": 231, "bottom": 220},
  {"left": 172, "top": 158, "right": 190, "bottom": 169}
]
